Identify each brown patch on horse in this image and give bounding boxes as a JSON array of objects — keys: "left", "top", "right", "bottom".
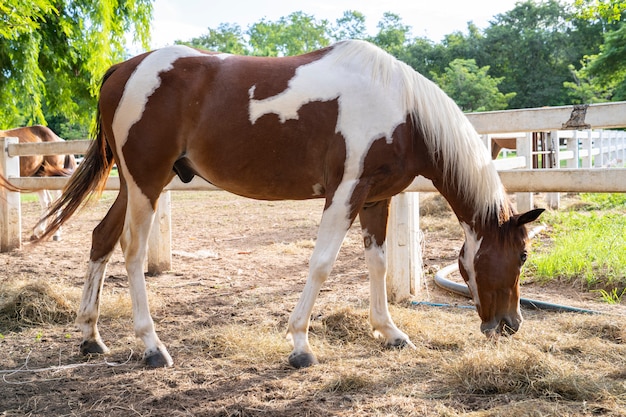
[{"left": 111, "top": 51, "right": 345, "bottom": 206}]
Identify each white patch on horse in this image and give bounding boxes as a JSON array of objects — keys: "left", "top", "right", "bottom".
[
  {"left": 460, "top": 222, "right": 482, "bottom": 308},
  {"left": 111, "top": 45, "right": 204, "bottom": 201},
  {"left": 112, "top": 45, "right": 203, "bottom": 149},
  {"left": 248, "top": 42, "right": 408, "bottom": 181}
]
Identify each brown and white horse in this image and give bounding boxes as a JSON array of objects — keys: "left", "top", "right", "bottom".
[
  {"left": 35, "top": 40, "right": 543, "bottom": 368},
  {"left": 0, "top": 125, "right": 76, "bottom": 240}
]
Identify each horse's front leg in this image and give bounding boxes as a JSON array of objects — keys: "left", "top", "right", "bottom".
[
  {"left": 287, "top": 185, "right": 358, "bottom": 368},
  {"left": 359, "top": 200, "right": 416, "bottom": 349},
  {"left": 119, "top": 191, "right": 173, "bottom": 367}
]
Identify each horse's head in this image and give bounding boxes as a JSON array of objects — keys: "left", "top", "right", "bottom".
[{"left": 458, "top": 208, "right": 544, "bottom": 338}]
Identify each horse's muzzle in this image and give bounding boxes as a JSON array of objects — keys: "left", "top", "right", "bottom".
[{"left": 481, "top": 314, "right": 523, "bottom": 338}]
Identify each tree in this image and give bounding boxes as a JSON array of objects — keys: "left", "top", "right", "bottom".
[
  {"left": 481, "top": 0, "right": 604, "bottom": 109},
  {"left": 564, "top": 62, "right": 614, "bottom": 103},
  {"left": 585, "top": 22, "right": 626, "bottom": 100},
  {"left": 0, "top": 0, "right": 153, "bottom": 134},
  {"left": 575, "top": 0, "right": 626, "bottom": 22},
  {"left": 181, "top": 23, "right": 248, "bottom": 55},
  {"left": 406, "top": 22, "right": 486, "bottom": 80},
  {"left": 398, "top": 37, "right": 438, "bottom": 78},
  {"left": 248, "top": 12, "right": 330, "bottom": 56},
  {"left": 568, "top": 1, "right": 626, "bottom": 101},
  {"left": 433, "top": 59, "right": 515, "bottom": 112},
  {"left": 368, "top": 12, "right": 411, "bottom": 56},
  {"left": 332, "top": 10, "right": 368, "bottom": 41}
]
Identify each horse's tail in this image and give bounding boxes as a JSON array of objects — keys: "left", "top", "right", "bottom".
[{"left": 33, "top": 67, "right": 118, "bottom": 242}]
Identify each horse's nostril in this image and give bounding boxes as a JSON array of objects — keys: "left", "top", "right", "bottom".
[{"left": 501, "top": 318, "right": 521, "bottom": 336}]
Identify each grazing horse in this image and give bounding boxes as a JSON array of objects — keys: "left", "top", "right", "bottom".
[
  {"left": 0, "top": 125, "right": 76, "bottom": 240},
  {"left": 491, "top": 137, "right": 517, "bottom": 160},
  {"left": 35, "top": 40, "right": 543, "bottom": 368}
]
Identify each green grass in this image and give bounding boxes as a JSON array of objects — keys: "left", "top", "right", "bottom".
[
  {"left": 580, "top": 192, "right": 626, "bottom": 209},
  {"left": 20, "top": 193, "right": 39, "bottom": 203},
  {"left": 526, "top": 194, "right": 626, "bottom": 293}
]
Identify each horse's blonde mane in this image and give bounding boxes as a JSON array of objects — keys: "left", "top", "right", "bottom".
[{"left": 332, "top": 40, "right": 508, "bottom": 224}]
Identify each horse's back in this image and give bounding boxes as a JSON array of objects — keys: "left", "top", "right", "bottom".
[{"left": 1, "top": 125, "right": 61, "bottom": 144}]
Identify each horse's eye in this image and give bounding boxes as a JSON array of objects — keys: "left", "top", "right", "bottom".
[{"left": 520, "top": 251, "right": 528, "bottom": 264}]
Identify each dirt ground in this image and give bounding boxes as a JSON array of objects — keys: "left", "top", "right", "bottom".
[{"left": 0, "top": 191, "right": 624, "bottom": 416}]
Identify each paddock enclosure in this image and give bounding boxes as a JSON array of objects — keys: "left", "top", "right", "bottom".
[
  {"left": 1, "top": 190, "right": 625, "bottom": 416},
  {"left": 1, "top": 46, "right": 626, "bottom": 414}
]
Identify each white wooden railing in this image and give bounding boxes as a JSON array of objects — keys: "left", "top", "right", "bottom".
[{"left": 2, "top": 102, "right": 626, "bottom": 301}]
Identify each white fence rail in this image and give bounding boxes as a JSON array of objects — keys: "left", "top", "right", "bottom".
[{"left": 2, "top": 101, "right": 626, "bottom": 301}]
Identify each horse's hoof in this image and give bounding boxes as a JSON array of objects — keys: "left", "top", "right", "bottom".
[
  {"left": 288, "top": 351, "right": 319, "bottom": 368},
  {"left": 386, "top": 338, "right": 417, "bottom": 350},
  {"left": 143, "top": 347, "right": 174, "bottom": 368},
  {"left": 80, "top": 339, "right": 109, "bottom": 355}
]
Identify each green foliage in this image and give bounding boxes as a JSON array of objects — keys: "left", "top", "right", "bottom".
[
  {"left": 368, "top": 12, "right": 411, "bottom": 56},
  {"left": 332, "top": 10, "right": 368, "bottom": 41},
  {"left": 432, "top": 59, "right": 515, "bottom": 112},
  {"left": 481, "top": 0, "right": 603, "bottom": 108},
  {"left": 179, "top": 3, "right": 614, "bottom": 110},
  {"left": 575, "top": 0, "right": 626, "bottom": 22},
  {"left": 183, "top": 23, "right": 247, "bottom": 55},
  {"left": 564, "top": 62, "right": 615, "bottom": 103},
  {"left": 248, "top": 12, "right": 330, "bottom": 56},
  {"left": 585, "top": 22, "right": 626, "bottom": 100},
  {"left": 527, "top": 210, "right": 626, "bottom": 290},
  {"left": 0, "top": 0, "right": 153, "bottom": 131},
  {"left": 0, "top": 0, "right": 57, "bottom": 39}
]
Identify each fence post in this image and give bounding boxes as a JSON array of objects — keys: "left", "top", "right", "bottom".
[
  {"left": 582, "top": 130, "right": 592, "bottom": 168},
  {"left": 567, "top": 131, "right": 579, "bottom": 169},
  {"left": 545, "top": 131, "right": 560, "bottom": 209},
  {"left": 147, "top": 190, "right": 172, "bottom": 275},
  {"left": 0, "top": 137, "right": 22, "bottom": 252},
  {"left": 386, "top": 192, "right": 422, "bottom": 302},
  {"left": 516, "top": 133, "right": 533, "bottom": 212},
  {"left": 596, "top": 130, "right": 604, "bottom": 168},
  {"left": 616, "top": 132, "right": 626, "bottom": 166}
]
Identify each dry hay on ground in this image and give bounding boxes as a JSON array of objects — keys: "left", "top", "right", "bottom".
[
  {"left": 0, "top": 281, "right": 75, "bottom": 331},
  {"left": 0, "top": 191, "right": 624, "bottom": 417}
]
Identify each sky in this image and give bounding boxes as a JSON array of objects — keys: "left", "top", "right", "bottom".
[{"left": 144, "top": 0, "right": 532, "bottom": 50}]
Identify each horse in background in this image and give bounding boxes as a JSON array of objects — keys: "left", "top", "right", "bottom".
[{"left": 0, "top": 125, "right": 77, "bottom": 240}]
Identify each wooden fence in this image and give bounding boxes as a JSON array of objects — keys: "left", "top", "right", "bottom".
[{"left": 2, "top": 101, "right": 626, "bottom": 301}]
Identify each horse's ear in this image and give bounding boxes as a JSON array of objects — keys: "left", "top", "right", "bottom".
[{"left": 516, "top": 208, "right": 545, "bottom": 226}]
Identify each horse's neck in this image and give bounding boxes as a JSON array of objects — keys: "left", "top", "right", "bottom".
[{"left": 432, "top": 177, "right": 507, "bottom": 234}]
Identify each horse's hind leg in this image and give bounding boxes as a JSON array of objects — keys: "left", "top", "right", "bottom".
[
  {"left": 76, "top": 188, "right": 127, "bottom": 356},
  {"left": 358, "top": 199, "right": 415, "bottom": 349},
  {"left": 49, "top": 190, "right": 63, "bottom": 241},
  {"left": 32, "top": 190, "right": 63, "bottom": 241},
  {"left": 31, "top": 190, "right": 51, "bottom": 240}
]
